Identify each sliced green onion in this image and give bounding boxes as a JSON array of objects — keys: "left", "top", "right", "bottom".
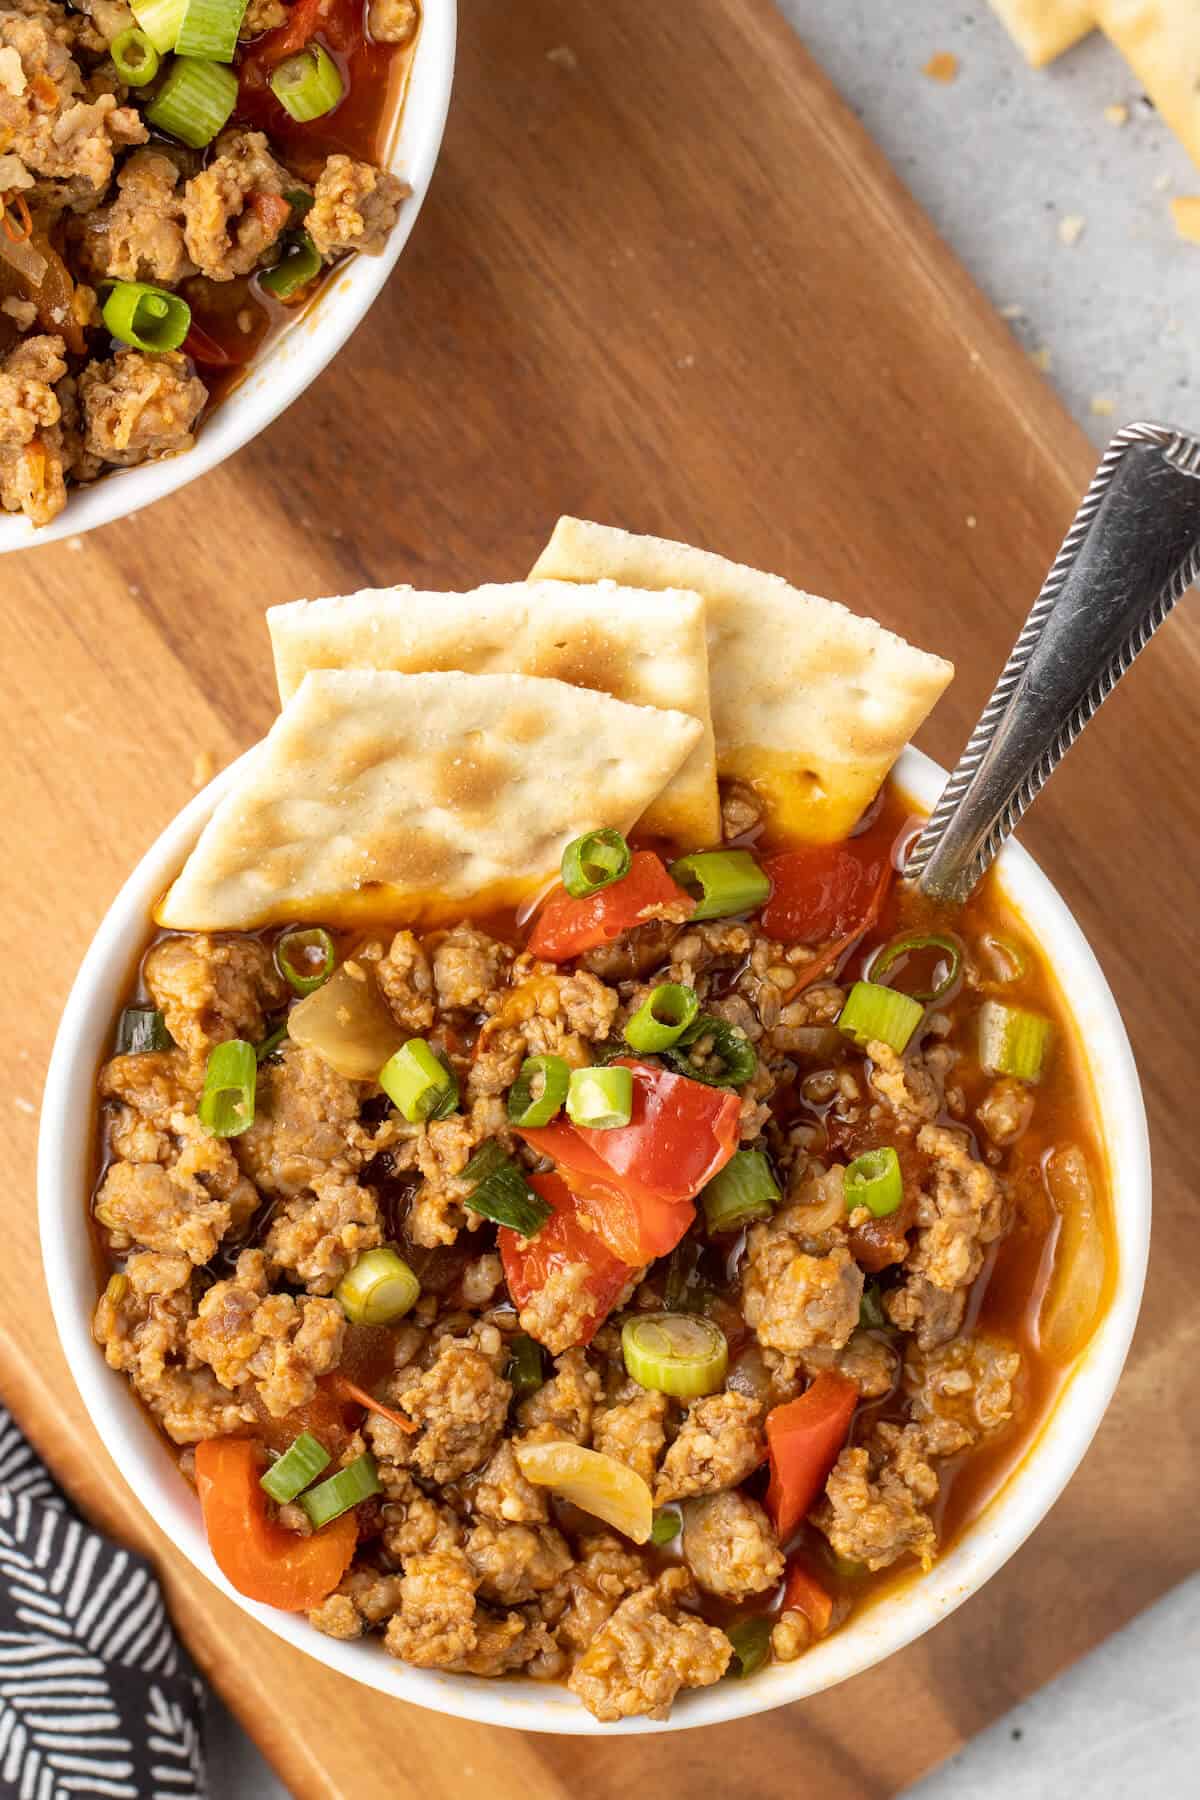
[
  {"left": 198, "top": 1038, "right": 256, "bottom": 1137},
  {"left": 379, "top": 1038, "right": 459, "bottom": 1123},
  {"left": 507, "top": 1054, "right": 570, "bottom": 1128},
  {"left": 624, "top": 983, "right": 699, "bottom": 1053},
  {"left": 505, "top": 1332, "right": 545, "bottom": 1401},
  {"left": 255, "top": 1021, "right": 288, "bottom": 1063},
  {"left": 837, "top": 981, "right": 923, "bottom": 1054},
  {"left": 335, "top": 1247, "right": 420, "bottom": 1326},
  {"left": 560, "top": 827, "right": 632, "bottom": 899},
  {"left": 116, "top": 1005, "right": 173, "bottom": 1055},
  {"left": 866, "top": 931, "right": 962, "bottom": 1003},
  {"left": 285, "top": 188, "right": 314, "bottom": 217},
  {"left": 844, "top": 1146, "right": 903, "bottom": 1218},
  {"left": 131, "top": 0, "right": 188, "bottom": 52},
  {"left": 464, "top": 1150, "right": 552, "bottom": 1237},
  {"left": 621, "top": 1313, "right": 728, "bottom": 1398},
  {"left": 650, "top": 1508, "right": 681, "bottom": 1546},
  {"left": 297, "top": 1453, "right": 381, "bottom": 1529},
  {"left": 726, "top": 1616, "right": 772, "bottom": 1679},
  {"left": 270, "top": 43, "right": 344, "bottom": 121},
  {"left": 978, "top": 1000, "right": 1051, "bottom": 1083},
  {"left": 859, "top": 1283, "right": 888, "bottom": 1331},
  {"left": 700, "top": 1149, "right": 780, "bottom": 1233},
  {"left": 175, "top": 0, "right": 249, "bottom": 62},
  {"left": 274, "top": 925, "right": 336, "bottom": 996},
  {"left": 666, "top": 1014, "right": 757, "bottom": 1088},
  {"left": 145, "top": 55, "right": 238, "bottom": 148},
  {"left": 567, "top": 1065, "right": 633, "bottom": 1130},
  {"left": 102, "top": 281, "right": 191, "bottom": 353},
  {"left": 260, "top": 1431, "right": 330, "bottom": 1504},
  {"left": 111, "top": 26, "right": 160, "bottom": 83},
  {"left": 668, "top": 849, "right": 770, "bottom": 921},
  {"left": 259, "top": 231, "right": 322, "bottom": 299}
]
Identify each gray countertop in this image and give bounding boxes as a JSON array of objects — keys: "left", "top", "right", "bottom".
[{"left": 210, "top": 4, "right": 1197, "bottom": 1792}]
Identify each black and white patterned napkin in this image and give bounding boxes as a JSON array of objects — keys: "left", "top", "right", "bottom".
[{"left": 0, "top": 1405, "right": 208, "bottom": 1799}]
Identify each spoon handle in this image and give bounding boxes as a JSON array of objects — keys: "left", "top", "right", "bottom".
[{"left": 905, "top": 421, "right": 1200, "bottom": 903}]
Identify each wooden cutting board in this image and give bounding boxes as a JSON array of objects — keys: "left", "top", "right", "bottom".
[{"left": 2, "top": 0, "right": 1196, "bottom": 1793}]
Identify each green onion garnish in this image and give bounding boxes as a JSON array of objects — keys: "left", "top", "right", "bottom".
[
  {"left": 566, "top": 1065, "right": 634, "bottom": 1130},
  {"left": 665, "top": 1014, "right": 757, "bottom": 1088},
  {"left": 700, "top": 1149, "right": 779, "bottom": 1233},
  {"left": 270, "top": 43, "right": 345, "bottom": 122},
  {"left": 726, "top": 1616, "right": 772, "bottom": 1679},
  {"left": 866, "top": 931, "right": 962, "bottom": 1002},
  {"left": 463, "top": 1149, "right": 552, "bottom": 1236},
  {"left": 115, "top": 1005, "right": 173, "bottom": 1055},
  {"left": 297, "top": 1452, "right": 382, "bottom": 1529},
  {"left": 255, "top": 1021, "right": 288, "bottom": 1063},
  {"left": 837, "top": 980, "right": 923, "bottom": 1054},
  {"left": 285, "top": 188, "right": 314, "bottom": 217},
  {"left": 198, "top": 1039, "right": 256, "bottom": 1137},
  {"left": 650, "top": 1508, "right": 681, "bottom": 1546},
  {"left": 505, "top": 1332, "right": 545, "bottom": 1401},
  {"left": 507, "top": 1054, "right": 570, "bottom": 1128},
  {"left": 623, "top": 983, "right": 699, "bottom": 1053},
  {"left": 259, "top": 1431, "right": 330, "bottom": 1504},
  {"left": 259, "top": 231, "right": 322, "bottom": 299},
  {"left": 131, "top": 0, "right": 187, "bottom": 51},
  {"left": 335, "top": 1247, "right": 420, "bottom": 1326},
  {"left": 274, "top": 925, "right": 336, "bottom": 996},
  {"left": 667, "top": 849, "right": 770, "bottom": 921},
  {"left": 978, "top": 1000, "right": 1050, "bottom": 1083},
  {"left": 110, "top": 26, "right": 160, "bottom": 84},
  {"left": 102, "top": 281, "right": 191, "bottom": 354},
  {"left": 175, "top": 0, "right": 248, "bottom": 62},
  {"left": 379, "top": 1038, "right": 459, "bottom": 1123},
  {"left": 621, "top": 1313, "right": 728, "bottom": 1398},
  {"left": 146, "top": 56, "right": 239, "bottom": 148},
  {"left": 560, "top": 827, "right": 632, "bottom": 899},
  {"left": 844, "top": 1146, "right": 903, "bottom": 1218}
]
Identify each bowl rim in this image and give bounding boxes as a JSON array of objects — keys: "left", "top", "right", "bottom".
[
  {"left": 36, "top": 742, "right": 1151, "bottom": 1735},
  {"left": 0, "top": 0, "right": 458, "bottom": 556}
]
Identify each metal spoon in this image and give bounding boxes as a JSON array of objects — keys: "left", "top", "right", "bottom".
[{"left": 905, "top": 421, "right": 1200, "bottom": 903}]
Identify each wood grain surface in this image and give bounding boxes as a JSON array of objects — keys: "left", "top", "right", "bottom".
[{"left": 3, "top": 1, "right": 1197, "bottom": 1794}]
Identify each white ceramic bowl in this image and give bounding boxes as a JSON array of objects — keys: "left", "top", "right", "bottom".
[
  {"left": 37, "top": 744, "right": 1151, "bottom": 1734},
  {"left": 0, "top": 2, "right": 456, "bottom": 556}
]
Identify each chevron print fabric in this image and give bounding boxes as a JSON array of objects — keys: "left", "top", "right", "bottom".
[{"left": 0, "top": 1408, "right": 208, "bottom": 1799}]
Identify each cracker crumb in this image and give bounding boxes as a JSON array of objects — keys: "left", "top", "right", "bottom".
[
  {"left": 923, "top": 51, "right": 958, "bottom": 83},
  {"left": 965, "top": 514, "right": 978, "bottom": 529},
  {"left": 1089, "top": 394, "right": 1116, "bottom": 417},
  {"left": 191, "top": 750, "right": 216, "bottom": 789},
  {"left": 1104, "top": 103, "right": 1129, "bottom": 127},
  {"left": 1169, "top": 196, "right": 1200, "bottom": 243},
  {"left": 546, "top": 44, "right": 577, "bottom": 71},
  {"left": 1153, "top": 171, "right": 1172, "bottom": 194},
  {"left": 999, "top": 302, "right": 1025, "bottom": 321},
  {"left": 1031, "top": 346, "right": 1052, "bottom": 372},
  {"left": 676, "top": 353, "right": 696, "bottom": 370},
  {"left": 66, "top": 535, "right": 84, "bottom": 553},
  {"left": 1057, "top": 214, "right": 1086, "bottom": 247},
  {"left": 13, "top": 1098, "right": 34, "bottom": 1116}
]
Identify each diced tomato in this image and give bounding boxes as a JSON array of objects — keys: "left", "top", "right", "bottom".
[
  {"left": 760, "top": 819, "right": 895, "bottom": 993},
  {"left": 194, "top": 1438, "right": 357, "bottom": 1610},
  {"left": 765, "top": 1372, "right": 859, "bottom": 1541},
  {"left": 498, "top": 1171, "right": 635, "bottom": 1347},
  {"left": 517, "top": 1059, "right": 739, "bottom": 1264},
  {"left": 241, "top": 0, "right": 360, "bottom": 72},
  {"left": 781, "top": 1557, "right": 834, "bottom": 1637},
  {"left": 526, "top": 853, "right": 692, "bottom": 963}
]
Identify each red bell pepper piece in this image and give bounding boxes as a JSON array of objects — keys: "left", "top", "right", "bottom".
[
  {"left": 526, "top": 852, "right": 692, "bottom": 963},
  {"left": 765, "top": 1371, "right": 859, "bottom": 1541},
  {"left": 498, "top": 1171, "right": 635, "bottom": 1346},
  {"left": 517, "top": 1059, "right": 739, "bottom": 1264},
  {"left": 781, "top": 1557, "right": 834, "bottom": 1637}
]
